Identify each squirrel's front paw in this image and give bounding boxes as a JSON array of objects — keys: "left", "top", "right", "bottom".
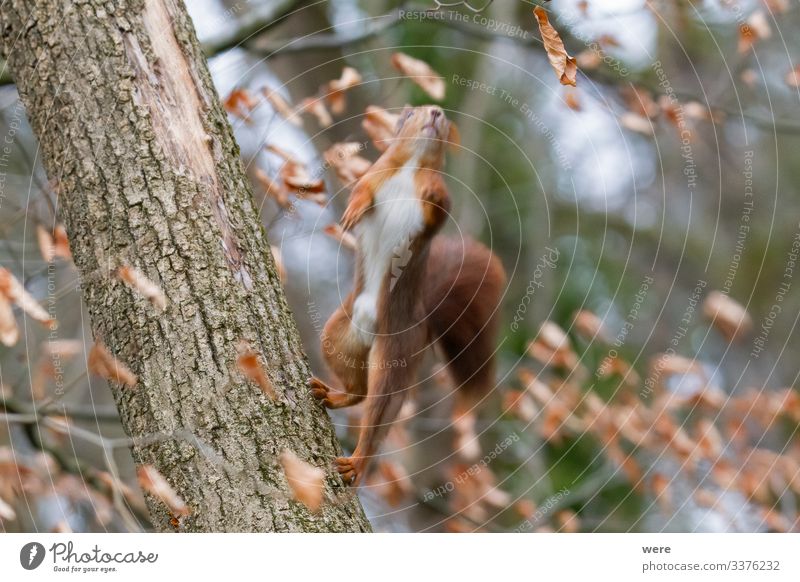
[
  {"left": 335, "top": 456, "right": 361, "bottom": 485},
  {"left": 309, "top": 377, "right": 359, "bottom": 409},
  {"left": 309, "top": 376, "right": 332, "bottom": 405}
]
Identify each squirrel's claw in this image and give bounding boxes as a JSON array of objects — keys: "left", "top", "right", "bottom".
[
  {"left": 308, "top": 376, "right": 332, "bottom": 406},
  {"left": 335, "top": 456, "right": 360, "bottom": 485}
]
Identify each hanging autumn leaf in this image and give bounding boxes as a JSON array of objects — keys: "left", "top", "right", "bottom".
[
  {"left": 785, "top": 65, "right": 800, "bottom": 88},
  {"left": 738, "top": 10, "right": 771, "bottom": 54},
  {"left": 279, "top": 449, "right": 326, "bottom": 512},
  {"left": 36, "top": 225, "right": 56, "bottom": 262},
  {"left": 270, "top": 246, "right": 287, "bottom": 283},
  {"left": 362, "top": 106, "right": 399, "bottom": 152},
  {"left": 280, "top": 160, "right": 325, "bottom": 197},
  {"left": 572, "top": 310, "right": 607, "bottom": 342},
  {"left": 702, "top": 290, "right": 752, "bottom": 341},
  {"left": 137, "top": 465, "right": 189, "bottom": 517},
  {"left": 323, "top": 67, "right": 362, "bottom": 114},
  {"left": 52, "top": 225, "right": 72, "bottom": 261},
  {"left": 324, "top": 142, "right": 372, "bottom": 186},
  {"left": 298, "top": 96, "right": 333, "bottom": 127},
  {"left": 255, "top": 168, "right": 291, "bottom": 209},
  {"left": 323, "top": 224, "right": 358, "bottom": 252},
  {"left": 116, "top": 264, "right": 167, "bottom": 311},
  {"left": 0, "top": 495, "right": 15, "bottom": 521},
  {"left": 619, "top": 112, "right": 654, "bottom": 135},
  {"left": 88, "top": 342, "right": 138, "bottom": 387},
  {"left": 236, "top": 341, "right": 276, "bottom": 399},
  {"left": 0, "top": 295, "right": 17, "bottom": 347},
  {"left": 261, "top": 87, "right": 301, "bottom": 126},
  {"left": 0, "top": 268, "right": 53, "bottom": 324},
  {"left": 391, "top": 52, "right": 446, "bottom": 101},
  {"left": 563, "top": 89, "right": 581, "bottom": 111},
  {"left": 533, "top": 6, "right": 578, "bottom": 87},
  {"left": 223, "top": 88, "right": 259, "bottom": 123}
]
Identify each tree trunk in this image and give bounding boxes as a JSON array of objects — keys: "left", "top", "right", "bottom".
[{"left": 0, "top": 0, "right": 371, "bottom": 532}]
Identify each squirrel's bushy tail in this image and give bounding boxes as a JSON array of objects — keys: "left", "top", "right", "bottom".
[{"left": 424, "top": 236, "right": 506, "bottom": 405}]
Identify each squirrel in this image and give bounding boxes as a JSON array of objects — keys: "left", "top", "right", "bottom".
[{"left": 309, "top": 105, "right": 506, "bottom": 484}]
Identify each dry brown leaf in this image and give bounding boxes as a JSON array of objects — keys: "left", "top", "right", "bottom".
[
  {"left": 623, "top": 86, "right": 660, "bottom": 119},
  {"left": 537, "top": 321, "right": 570, "bottom": 353},
  {"left": 741, "top": 68, "right": 759, "bottom": 88},
  {"left": 265, "top": 144, "right": 302, "bottom": 164},
  {"left": 324, "top": 67, "right": 362, "bottom": 114},
  {"left": 596, "top": 34, "right": 621, "bottom": 48},
  {"left": 515, "top": 498, "right": 537, "bottom": 519},
  {"left": 270, "top": 246, "right": 286, "bottom": 283},
  {"left": 52, "top": 225, "right": 72, "bottom": 260},
  {"left": 556, "top": 509, "right": 580, "bottom": 533},
  {"left": 738, "top": 11, "right": 771, "bottom": 54},
  {"left": 324, "top": 142, "right": 372, "bottom": 186},
  {"left": 255, "top": 168, "right": 291, "bottom": 209},
  {"left": 564, "top": 90, "right": 581, "bottom": 111},
  {"left": 116, "top": 265, "right": 167, "bottom": 311},
  {"left": 683, "top": 101, "right": 712, "bottom": 122},
  {"left": 762, "top": 508, "right": 792, "bottom": 532},
  {"left": 0, "top": 267, "right": 53, "bottom": 324},
  {"left": 572, "top": 310, "right": 607, "bottom": 342},
  {"left": 695, "top": 418, "right": 723, "bottom": 459},
  {"left": 452, "top": 411, "right": 481, "bottom": 461},
  {"left": 137, "top": 465, "right": 189, "bottom": 517},
  {"left": 503, "top": 389, "right": 538, "bottom": 422},
  {"left": 391, "top": 52, "right": 446, "bottom": 100},
  {"left": 236, "top": 341, "right": 276, "bottom": 399},
  {"left": 703, "top": 290, "right": 752, "bottom": 341},
  {"left": 528, "top": 321, "right": 578, "bottom": 369},
  {"left": 0, "top": 295, "right": 18, "bottom": 347},
  {"left": 280, "top": 449, "right": 325, "bottom": 512},
  {"left": 785, "top": 65, "right": 800, "bottom": 88},
  {"left": 693, "top": 488, "right": 718, "bottom": 508},
  {"left": 280, "top": 160, "right": 325, "bottom": 198},
  {"left": 764, "top": 0, "right": 790, "bottom": 13},
  {"left": 36, "top": 225, "right": 56, "bottom": 262},
  {"left": 323, "top": 224, "right": 358, "bottom": 252},
  {"left": 620, "top": 112, "right": 654, "bottom": 135},
  {"left": 533, "top": 6, "right": 578, "bottom": 87},
  {"left": 377, "top": 461, "right": 414, "bottom": 507},
  {"left": 0, "top": 495, "right": 15, "bottom": 521},
  {"left": 223, "top": 88, "right": 259, "bottom": 123},
  {"left": 32, "top": 340, "right": 84, "bottom": 400},
  {"left": 363, "top": 106, "right": 399, "bottom": 152},
  {"left": 298, "top": 96, "right": 333, "bottom": 127},
  {"left": 88, "top": 343, "right": 137, "bottom": 387},
  {"left": 651, "top": 473, "right": 671, "bottom": 512},
  {"left": 262, "top": 87, "right": 301, "bottom": 126},
  {"left": 575, "top": 50, "right": 601, "bottom": 70}
]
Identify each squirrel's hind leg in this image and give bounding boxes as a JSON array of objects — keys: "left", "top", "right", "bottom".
[
  {"left": 341, "top": 326, "right": 427, "bottom": 484},
  {"left": 310, "top": 304, "right": 370, "bottom": 409}
]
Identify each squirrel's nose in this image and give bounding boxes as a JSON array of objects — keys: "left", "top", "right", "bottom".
[{"left": 431, "top": 109, "right": 442, "bottom": 120}]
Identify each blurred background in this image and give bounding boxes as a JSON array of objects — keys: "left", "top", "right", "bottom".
[{"left": 2, "top": 0, "right": 800, "bottom": 532}]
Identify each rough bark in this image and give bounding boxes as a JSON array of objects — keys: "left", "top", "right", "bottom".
[{"left": 0, "top": 0, "right": 371, "bottom": 532}]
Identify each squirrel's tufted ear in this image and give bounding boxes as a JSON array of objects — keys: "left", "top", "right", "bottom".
[
  {"left": 447, "top": 120, "right": 461, "bottom": 152},
  {"left": 395, "top": 105, "right": 413, "bottom": 134}
]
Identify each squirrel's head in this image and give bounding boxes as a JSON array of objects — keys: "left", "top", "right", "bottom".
[{"left": 393, "top": 105, "right": 459, "bottom": 160}]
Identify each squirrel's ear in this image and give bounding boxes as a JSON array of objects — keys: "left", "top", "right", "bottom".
[
  {"left": 447, "top": 121, "right": 461, "bottom": 151},
  {"left": 395, "top": 105, "right": 413, "bottom": 133}
]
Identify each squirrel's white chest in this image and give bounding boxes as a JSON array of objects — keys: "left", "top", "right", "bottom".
[{"left": 351, "top": 161, "right": 424, "bottom": 344}]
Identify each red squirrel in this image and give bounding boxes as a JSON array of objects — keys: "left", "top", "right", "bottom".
[{"left": 310, "top": 105, "right": 506, "bottom": 484}]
